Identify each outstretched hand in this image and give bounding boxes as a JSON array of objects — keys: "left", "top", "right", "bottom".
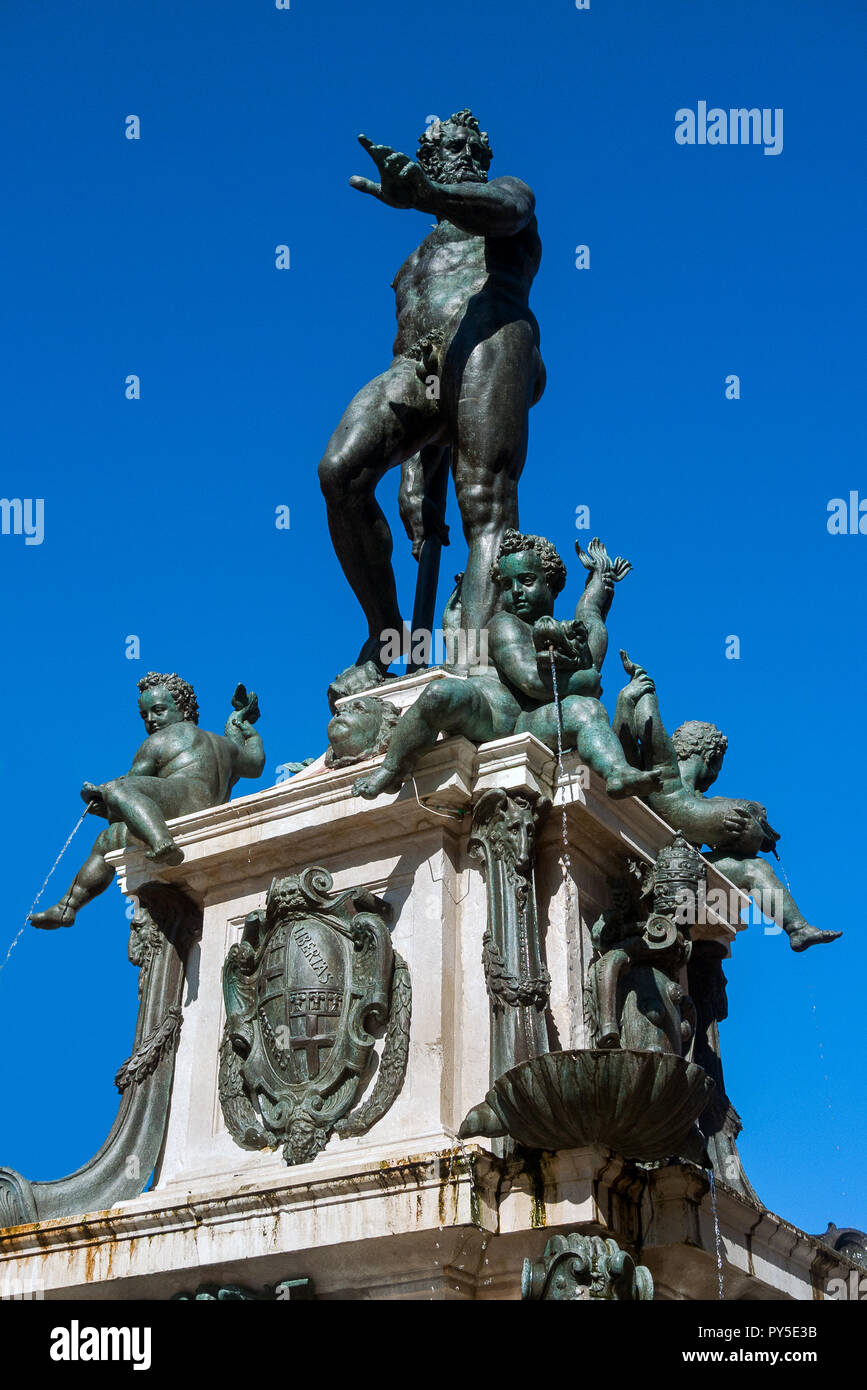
[
  {"left": 350, "top": 134, "right": 433, "bottom": 210},
  {"left": 227, "top": 684, "right": 260, "bottom": 739}
]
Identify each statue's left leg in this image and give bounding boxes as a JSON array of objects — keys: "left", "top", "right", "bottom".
[
  {"left": 450, "top": 321, "right": 543, "bottom": 640},
  {"left": 101, "top": 775, "right": 212, "bottom": 866},
  {"left": 708, "top": 853, "right": 841, "bottom": 951},
  {"left": 353, "top": 679, "right": 497, "bottom": 800},
  {"left": 564, "top": 699, "right": 664, "bottom": 799},
  {"left": 30, "top": 823, "right": 126, "bottom": 928}
]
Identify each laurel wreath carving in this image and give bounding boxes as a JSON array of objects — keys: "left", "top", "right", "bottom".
[
  {"left": 481, "top": 931, "right": 550, "bottom": 1008},
  {"left": 114, "top": 1006, "right": 183, "bottom": 1093},
  {"left": 334, "top": 951, "right": 412, "bottom": 1138},
  {"left": 218, "top": 1036, "right": 270, "bottom": 1150}
]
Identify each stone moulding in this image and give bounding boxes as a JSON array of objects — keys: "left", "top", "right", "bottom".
[{"left": 0, "top": 882, "right": 200, "bottom": 1230}]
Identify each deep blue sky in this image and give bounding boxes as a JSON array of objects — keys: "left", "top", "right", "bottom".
[{"left": 1, "top": 0, "right": 864, "bottom": 1240}]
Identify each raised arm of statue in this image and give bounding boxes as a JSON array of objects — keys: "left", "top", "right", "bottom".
[{"left": 350, "top": 134, "right": 534, "bottom": 237}]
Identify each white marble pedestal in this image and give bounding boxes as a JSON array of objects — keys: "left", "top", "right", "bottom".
[{"left": 0, "top": 680, "right": 853, "bottom": 1300}]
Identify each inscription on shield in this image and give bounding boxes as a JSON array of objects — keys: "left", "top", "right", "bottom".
[{"left": 259, "top": 918, "right": 346, "bottom": 1083}]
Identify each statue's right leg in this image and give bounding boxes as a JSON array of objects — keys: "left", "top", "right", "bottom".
[
  {"left": 29, "top": 823, "right": 125, "bottom": 928},
  {"left": 564, "top": 699, "right": 664, "bottom": 799},
  {"left": 317, "top": 358, "right": 441, "bottom": 669},
  {"left": 709, "top": 853, "right": 841, "bottom": 952}
]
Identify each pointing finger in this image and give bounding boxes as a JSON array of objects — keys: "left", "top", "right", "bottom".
[{"left": 350, "top": 175, "right": 382, "bottom": 197}]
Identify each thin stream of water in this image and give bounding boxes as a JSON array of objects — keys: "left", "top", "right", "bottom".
[
  {"left": 707, "top": 1169, "right": 725, "bottom": 1299},
  {"left": 0, "top": 804, "right": 93, "bottom": 978}
]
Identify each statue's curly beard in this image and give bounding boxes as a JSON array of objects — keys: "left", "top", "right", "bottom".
[{"left": 421, "top": 150, "right": 489, "bottom": 185}]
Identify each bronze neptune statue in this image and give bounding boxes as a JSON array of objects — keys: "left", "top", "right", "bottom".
[{"left": 318, "top": 110, "right": 545, "bottom": 686}]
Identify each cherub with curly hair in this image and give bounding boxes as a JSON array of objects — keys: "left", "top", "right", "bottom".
[
  {"left": 354, "top": 531, "right": 661, "bottom": 801},
  {"left": 494, "top": 532, "right": 663, "bottom": 798},
  {"left": 30, "top": 675, "right": 264, "bottom": 929},
  {"left": 613, "top": 653, "right": 840, "bottom": 951}
]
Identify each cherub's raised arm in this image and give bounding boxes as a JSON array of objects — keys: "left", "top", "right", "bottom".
[
  {"left": 574, "top": 538, "right": 632, "bottom": 671},
  {"left": 224, "top": 684, "right": 265, "bottom": 780}
]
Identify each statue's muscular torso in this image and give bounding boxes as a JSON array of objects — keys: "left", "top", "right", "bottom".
[{"left": 391, "top": 199, "right": 542, "bottom": 358}]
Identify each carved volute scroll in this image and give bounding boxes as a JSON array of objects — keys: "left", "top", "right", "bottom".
[{"left": 522, "top": 1233, "right": 654, "bottom": 1301}]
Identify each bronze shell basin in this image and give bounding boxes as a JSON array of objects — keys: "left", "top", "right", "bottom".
[{"left": 487, "top": 1049, "right": 714, "bottom": 1161}]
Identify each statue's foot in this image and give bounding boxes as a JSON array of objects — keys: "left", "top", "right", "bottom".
[
  {"left": 352, "top": 765, "right": 405, "bottom": 800},
  {"left": 605, "top": 768, "right": 664, "bottom": 800},
  {"left": 355, "top": 638, "right": 391, "bottom": 674},
  {"left": 789, "top": 925, "right": 842, "bottom": 952},
  {"left": 327, "top": 660, "right": 387, "bottom": 714},
  {"left": 145, "top": 841, "right": 185, "bottom": 867},
  {"left": 29, "top": 902, "right": 76, "bottom": 929},
  {"left": 619, "top": 649, "right": 641, "bottom": 679}
]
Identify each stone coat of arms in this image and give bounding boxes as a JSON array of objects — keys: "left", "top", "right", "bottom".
[{"left": 219, "top": 867, "right": 410, "bottom": 1165}]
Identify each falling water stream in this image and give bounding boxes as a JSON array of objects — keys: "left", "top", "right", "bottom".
[
  {"left": 0, "top": 803, "right": 93, "bottom": 978},
  {"left": 707, "top": 1169, "right": 726, "bottom": 1299}
]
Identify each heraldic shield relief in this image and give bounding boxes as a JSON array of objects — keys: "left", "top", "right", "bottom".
[{"left": 219, "top": 867, "right": 411, "bottom": 1166}]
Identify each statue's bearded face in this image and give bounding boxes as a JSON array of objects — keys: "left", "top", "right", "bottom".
[
  {"left": 496, "top": 550, "right": 554, "bottom": 623},
  {"left": 139, "top": 687, "right": 185, "bottom": 734},
  {"left": 427, "top": 123, "right": 491, "bottom": 185}
]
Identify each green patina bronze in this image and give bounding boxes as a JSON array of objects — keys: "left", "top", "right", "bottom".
[
  {"left": 522, "top": 1232, "right": 654, "bottom": 1301},
  {"left": 318, "top": 109, "right": 545, "bottom": 686},
  {"left": 587, "top": 837, "right": 701, "bottom": 1056},
  {"left": 613, "top": 653, "right": 840, "bottom": 952},
  {"left": 1, "top": 883, "right": 201, "bottom": 1227},
  {"left": 219, "top": 867, "right": 411, "bottom": 1166},
  {"left": 325, "top": 695, "right": 401, "bottom": 769},
  {"left": 353, "top": 532, "right": 662, "bottom": 802},
  {"left": 29, "top": 674, "right": 264, "bottom": 929}
]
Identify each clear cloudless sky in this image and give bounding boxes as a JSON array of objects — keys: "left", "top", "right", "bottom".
[{"left": 0, "top": 0, "right": 864, "bottom": 1239}]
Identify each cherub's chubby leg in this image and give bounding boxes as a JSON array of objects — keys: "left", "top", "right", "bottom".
[
  {"left": 30, "top": 822, "right": 127, "bottom": 929},
  {"left": 353, "top": 678, "right": 500, "bottom": 799},
  {"left": 100, "top": 774, "right": 213, "bottom": 866},
  {"left": 708, "top": 851, "right": 842, "bottom": 952},
  {"left": 519, "top": 698, "right": 663, "bottom": 799}
]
